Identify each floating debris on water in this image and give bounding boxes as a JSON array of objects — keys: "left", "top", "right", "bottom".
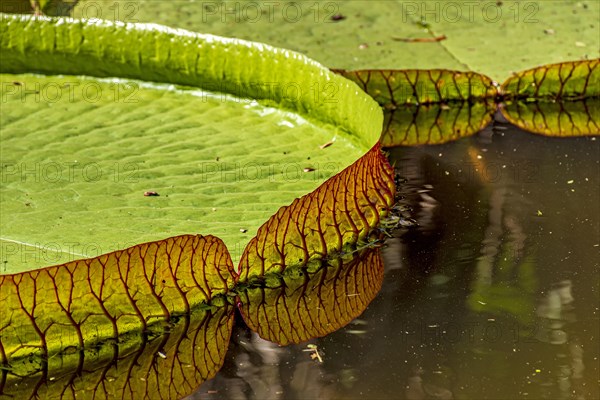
[{"left": 303, "top": 344, "right": 323, "bottom": 363}]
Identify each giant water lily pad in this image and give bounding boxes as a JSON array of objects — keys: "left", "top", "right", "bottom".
[
  {"left": 0, "top": 14, "right": 383, "bottom": 273},
  {"left": 0, "top": 13, "right": 397, "bottom": 399}
]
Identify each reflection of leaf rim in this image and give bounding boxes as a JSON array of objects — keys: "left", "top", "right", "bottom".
[
  {"left": 500, "top": 99, "right": 600, "bottom": 136},
  {"left": 379, "top": 102, "right": 497, "bottom": 147},
  {"left": 238, "top": 247, "right": 385, "bottom": 345}
]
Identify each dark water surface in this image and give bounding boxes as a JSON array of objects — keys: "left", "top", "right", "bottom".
[{"left": 192, "top": 123, "right": 599, "bottom": 400}]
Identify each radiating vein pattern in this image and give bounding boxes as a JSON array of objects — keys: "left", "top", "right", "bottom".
[
  {"left": 501, "top": 59, "right": 600, "bottom": 100},
  {"left": 334, "top": 69, "right": 497, "bottom": 106},
  {"left": 238, "top": 248, "right": 384, "bottom": 345},
  {"left": 1, "top": 306, "right": 234, "bottom": 400},
  {"left": 0, "top": 234, "right": 235, "bottom": 393},
  {"left": 501, "top": 99, "right": 600, "bottom": 136},
  {"left": 380, "top": 102, "right": 496, "bottom": 147},
  {"left": 237, "top": 143, "right": 395, "bottom": 282}
]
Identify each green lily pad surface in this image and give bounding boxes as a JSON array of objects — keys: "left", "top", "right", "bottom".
[
  {"left": 70, "top": 0, "right": 600, "bottom": 81},
  {"left": 1, "top": 75, "right": 364, "bottom": 272},
  {"left": 0, "top": 15, "right": 382, "bottom": 273}
]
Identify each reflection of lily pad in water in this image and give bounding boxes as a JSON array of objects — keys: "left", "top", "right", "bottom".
[
  {"left": 9, "top": 305, "right": 235, "bottom": 399},
  {"left": 502, "top": 99, "right": 600, "bottom": 136},
  {"left": 380, "top": 102, "right": 496, "bottom": 147},
  {"left": 239, "top": 248, "right": 384, "bottom": 345}
]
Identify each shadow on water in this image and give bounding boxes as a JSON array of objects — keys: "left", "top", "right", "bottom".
[{"left": 194, "top": 120, "right": 599, "bottom": 400}]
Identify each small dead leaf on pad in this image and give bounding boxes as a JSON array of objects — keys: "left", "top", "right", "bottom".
[
  {"left": 320, "top": 141, "right": 334, "bottom": 149},
  {"left": 392, "top": 35, "right": 447, "bottom": 43},
  {"left": 144, "top": 191, "right": 160, "bottom": 197}
]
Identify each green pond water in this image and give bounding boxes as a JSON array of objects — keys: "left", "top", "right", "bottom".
[{"left": 190, "top": 123, "right": 599, "bottom": 400}]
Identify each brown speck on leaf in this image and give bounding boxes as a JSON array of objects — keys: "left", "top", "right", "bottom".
[
  {"left": 320, "top": 141, "right": 334, "bottom": 149},
  {"left": 304, "top": 167, "right": 316, "bottom": 172},
  {"left": 358, "top": 43, "right": 369, "bottom": 49},
  {"left": 13, "top": 81, "right": 22, "bottom": 86},
  {"left": 331, "top": 14, "right": 346, "bottom": 21},
  {"left": 544, "top": 29, "right": 555, "bottom": 35},
  {"left": 392, "top": 35, "right": 447, "bottom": 43},
  {"left": 144, "top": 191, "right": 160, "bottom": 197}
]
